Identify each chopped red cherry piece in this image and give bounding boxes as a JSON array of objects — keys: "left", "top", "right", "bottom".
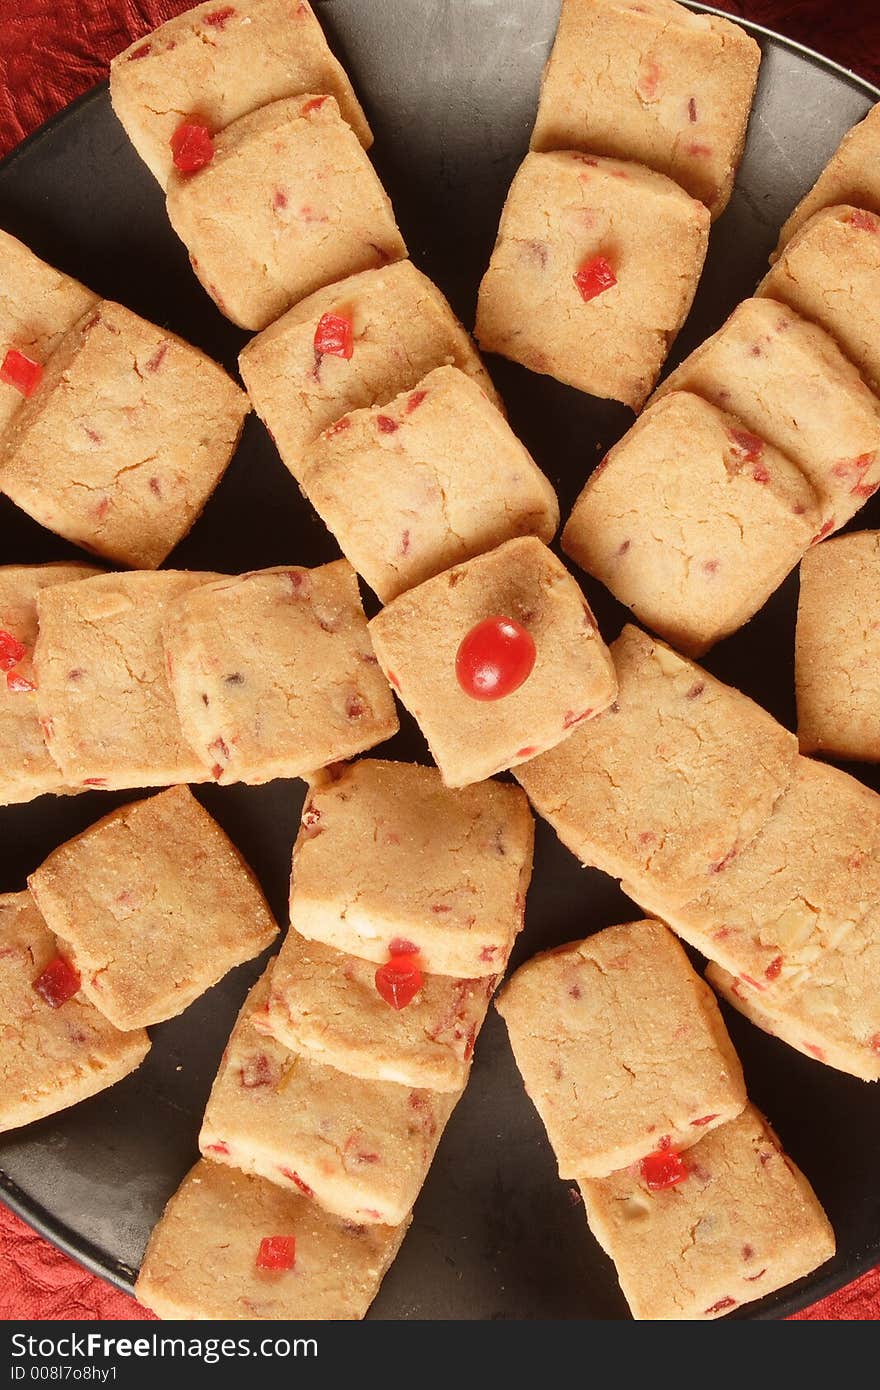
[
  {"left": 33, "top": 955, "right": 81, "bottom": 1008},
  {"left": 375, "top": 953, "right": 423, "bottom": 1010},
  {"left": 640, "top": 1146, "right": 688, "bottom": 1190},
  {"left": 7, "top": 671, "right": 36, "bottom": 693},
  {"left": 256, "top": 1235, "right": 296, "bottom": 1271},
  {"left": 1, "top": 349, "right": 42, "bottom": 398},
  {"left": 455, "top": 615, "right": 536, "bottom": 701},
  {"left": 728, "top": 427, "right": 764, "bottom": 463},
  {"left": 0, "top": 630, "right": 26, "bottom": 671},
  {"left": 170, "top": 122, "right": 215, "bottom": 174},
  {"left": 573, "top": 256, "right": 617, "bottom": 303},
  {"left": 314, "top": 312, "right": 354, "bottom": 359}
]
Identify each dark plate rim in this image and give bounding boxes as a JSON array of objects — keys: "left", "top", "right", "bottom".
[{"left": 0, "top": 2, "right": 878, "bottom": 1322}]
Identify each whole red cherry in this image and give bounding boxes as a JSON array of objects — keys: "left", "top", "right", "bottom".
[{"left": 455, "top": 616, "right": 536, "bottom": 701}]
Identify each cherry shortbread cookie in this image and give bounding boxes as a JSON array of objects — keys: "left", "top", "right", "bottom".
[
  {"left": 200, "top": 976, "right": 459, "bottom": 1226},
  {"left": 298, "top": 366, "right": 558, "bottom": 601},
  {"left": 0, "top": 563, "right": 102, "bottom": 806},
  {"left": 111, "top": 0, "right": 372, "bottom": 188},
  {"left": 289, "top": 759, "right": 533, "bottom": 978},
  {"left": 135, "top": 1159, "right": 408, "bottom": 1320},
  {"left": 475, "top": 151, "right": 709, "bottom": 409},
  {"left": 530, "top": 0, "right": 760, "bottom": 219},
  {"left": 774, "top": 102, "right": 880, "bottom": 257},
  {"left": 163, "top": 562, "right": 398, "bottom": 786},
  {"left": 0, "top": 892, "right": 149, "bottom": 1134},
  {"left": 562, "top": 391, "right": 817, "bottom": 656},
  {"left": 496, "top": 921, "right": 746, "bottom": 1178},
  {"left": 166, "top": 95, "right": 406, "bottom": 331},
  {"left": 368, "top": 537, "right": 617, "bottom": 787},
  {"left": 579, "top": 1104, "right": 834, "bottom": 1320},
  {"left": 28, "top": 786, "right": 278, "bottom": 1030},
  {"left": 515, "top": 624, "right": 798, "bottom": 913}
]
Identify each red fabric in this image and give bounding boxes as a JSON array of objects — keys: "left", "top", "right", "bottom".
[{"left": 0, "top": 0, "right": 879, "bottom": 1325}]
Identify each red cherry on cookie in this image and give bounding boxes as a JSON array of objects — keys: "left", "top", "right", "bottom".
[
  {"left": 256, "top": 1235, "right": 296, "bottom": 1271},
  {"left": 0, "top": 630, "right": 26, "bottom": 671},
  {"left": 33, "top": 955, "right": 81, "bottom": 1008},
  {"left": 313, "top": 312, "right": 354, "bottom": 359},
  {"left": 640, "top": 1145, "right": 688, "bottom": 1191},
  {"left": 0, "top": 349, "right": 42, "bottom": 397},
  {"left": 455, "top": 616, "right": 536, "bottom": 701},
  {"left": 375, "top": 953, "right": 423, "bottom": 1010},
  {"left": 573, "top": 255, "right": 617, "bottom": 303},
  {"left": 170, "top": 122, "right": 215, "bottom": 174}
]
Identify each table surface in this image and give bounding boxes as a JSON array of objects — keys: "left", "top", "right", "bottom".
[{"left": 0, "top": 0, "right": 878, "bottom": 1324}]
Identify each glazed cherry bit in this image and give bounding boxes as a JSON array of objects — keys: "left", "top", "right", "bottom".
[
  {"left": 7, "top": 671, "right": 36, "bottom": 693},
  {"left": 256, "top": 1235, "right": 296, "bottom": 1272},
  {"left": 314, "top": 312, "right": 354, "bottom": 359},
  {"left": 573, "top": 256, "right": 617, "bottom": 303},
  {"left": 170, "top": 122, "right": 215, "bottom": 174},
  {"left": 33, "top": 955, "right": 81, "bottom": 1008},
  {"left": 375, "top": 952, "right": 423, "bottom": 1010},
  {"left": 640, "top": 1146, "right": 688, "bottom": 1191},
  {"left": 0, "top": 630, "right": 26, "bottom": 671},
  {"left": 0, "top": 349, "right": 42, "bottom": 398},
  {"left": 455, "top": 615, "right": 536, "bottom": 701}
]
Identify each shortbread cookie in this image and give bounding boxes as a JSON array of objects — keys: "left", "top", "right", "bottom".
[
  {"left": 29, "top": 786, "right": 277, "bottom": 1030},
  {"left": 0, "top": 300, "right": 247, "bottom": 568},
  {"left": 111, "top": 0, "right": 372, "bottom": 188},
  {"left": 34, "top": 570, "right": 219, "bottom": 791},
  {"left": 238, "top": 261, "right": 500, "bottom": 479},
  {"left": 580, "top": 1104, "right": 835, "bottom": 1320},
  {"left": 299, "top": 366, "right": 558, "bottom": 601},
  {"left": 265, "top": 931, "right": 496, "bottom": 1091},
  {"left": 796, "top": 531, "right": 880, "bottom": 761},
  {"left": 774, "top": 102, "right": 880, "bottom": 255},
  {"left": 166, "top": 95, "right": 406, "bottom": 331},
  {"left": 200, "top": 977, "right": 459, "bottom": 1226},
  {"left": 653, "top": 298, "right": 880, "bottom": 535},
  {"left": 530, "top": 0, "right": 760, "bottom": 218},
  {"left": 0, "top": 563, "right": 102, "bottom": 806},
  {"left": 163, "top": 562, "right": 397, "bottom": 786},
  {"left": 0, "top": 229, "right": 97, "bottom": 438},
  {"left": 496, "top": 921, "right": 746, "bottom": 1178},
  {"left": 475, "top": 151, "right": 709, "bottom": 409},
  {"left": 289, "top": 759, "right": 533, "bottom": 978},
  {"left": 562, "top": 392, "right": 817, "bottom": 656},
  {"left": 760, "top": 206, "right": 880, "bottom": 396},
  {"left": 369, "top": 537, "right": 617, "bottom": 787},
  {"left": 135, "top": 1159, "right": 408, "bottom": 1321},
  {"left": 0, "top": 892, "right": 150, "bottom": 1134},
  {"left": 661, "top": 758, "right": 880, "bottom": 995},
  {"left": 515, "top": 624, "right": 798, "bottom": 913}
]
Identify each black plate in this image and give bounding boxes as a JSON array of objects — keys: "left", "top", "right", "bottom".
[{"left": 1, "top": 1, "right": 878, "bottom": 1321}]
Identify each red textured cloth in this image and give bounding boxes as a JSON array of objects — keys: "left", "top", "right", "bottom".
[{"left": 0, "top": 0, "right": 879, "bottom": 1325}]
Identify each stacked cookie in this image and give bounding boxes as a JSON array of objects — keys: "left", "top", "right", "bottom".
[
  {"left": 474, "top": 0, "right": 761, "bottom": 407},
  {"left": 135, "top": 759, "right": 535, "bottom": 1318},
  {"left": 563, "top": 100, "right": 880, "bottom": 655},
  {"left": 0, "top": 785, "right": 278, "bottom": 1134},
  {"left": 515, "top": 624, "right": 880, "bottom": 1082},
  {"left": 496, "top": 921, "right": 834, "bottom": 1319}
]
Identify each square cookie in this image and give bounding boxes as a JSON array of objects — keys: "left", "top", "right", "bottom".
[
  {"left": 475, "top": 152, "right": 709, "bottom": 409},
  {"left": 111, "top": 0, "right": 372, "bottom": 188},
  {"left": 34, "top": 570, "right": 219, "bottom": 792},
  {"left": 368, "top": 537, "right": 618, "bottom": 787},
  {"left": 796, "top": 532, "right": 880, "bottom": 760},
  {"left": 562, "top": 391, "right": 817, "bottom": 656},
  {"left": 515, "top": 624, "right": 798, "bottom": 913},
  {"left": 28, "top": 786, "right": 278, "bottom": 1030},
  {"left": 265, "top": 931, "right": 496, "bottom": 1091},
  {"left": 166, "top": 95, "right": 406, "bottom": 331},
  {"left": 0, "top": 300, "right": 248, "bottom": 568},
  {"left": 0, "top": 229, "right": 97, "bottom": 438},
  {"left": 496, "top": 921, "right": 746, "bottom": 1178},
  {"left": 239, "top": 261, "right": 500, "bottom": 479},
  {"left": 289, "top": 759, "right": 533, "bottom": 978},
  {"left": 0, "top": 562, "right": 102, "bottom": 806},
  {"left": 299, "top": 366, "right": 558, "bottom": 601},
  {"left": 135, "top": 1159, "right": 408, "bottom": 1321},
  {"left": 530, "top": 0, "right": 761, "bottom": 218},
  {"left": 200, "top": 976, "right": 459, "bottom": 1226},
  {"left": 0, "top": 892, "right": 150, "bottom": 1134},
  {"left": 653, "top": 297, "right": 880, "bottom": 536},
  {"left": 662, "top": 758, "right": 880, "bottom": 997},
  {"left": 163, "top": 562, "right": 398, "bottom": 786},
  {"left": 580, "top": 1104, "right": 835, "bottom": 1320},
  {"left": 774, "top": 102, "right": 880, "bottom": 256}
]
